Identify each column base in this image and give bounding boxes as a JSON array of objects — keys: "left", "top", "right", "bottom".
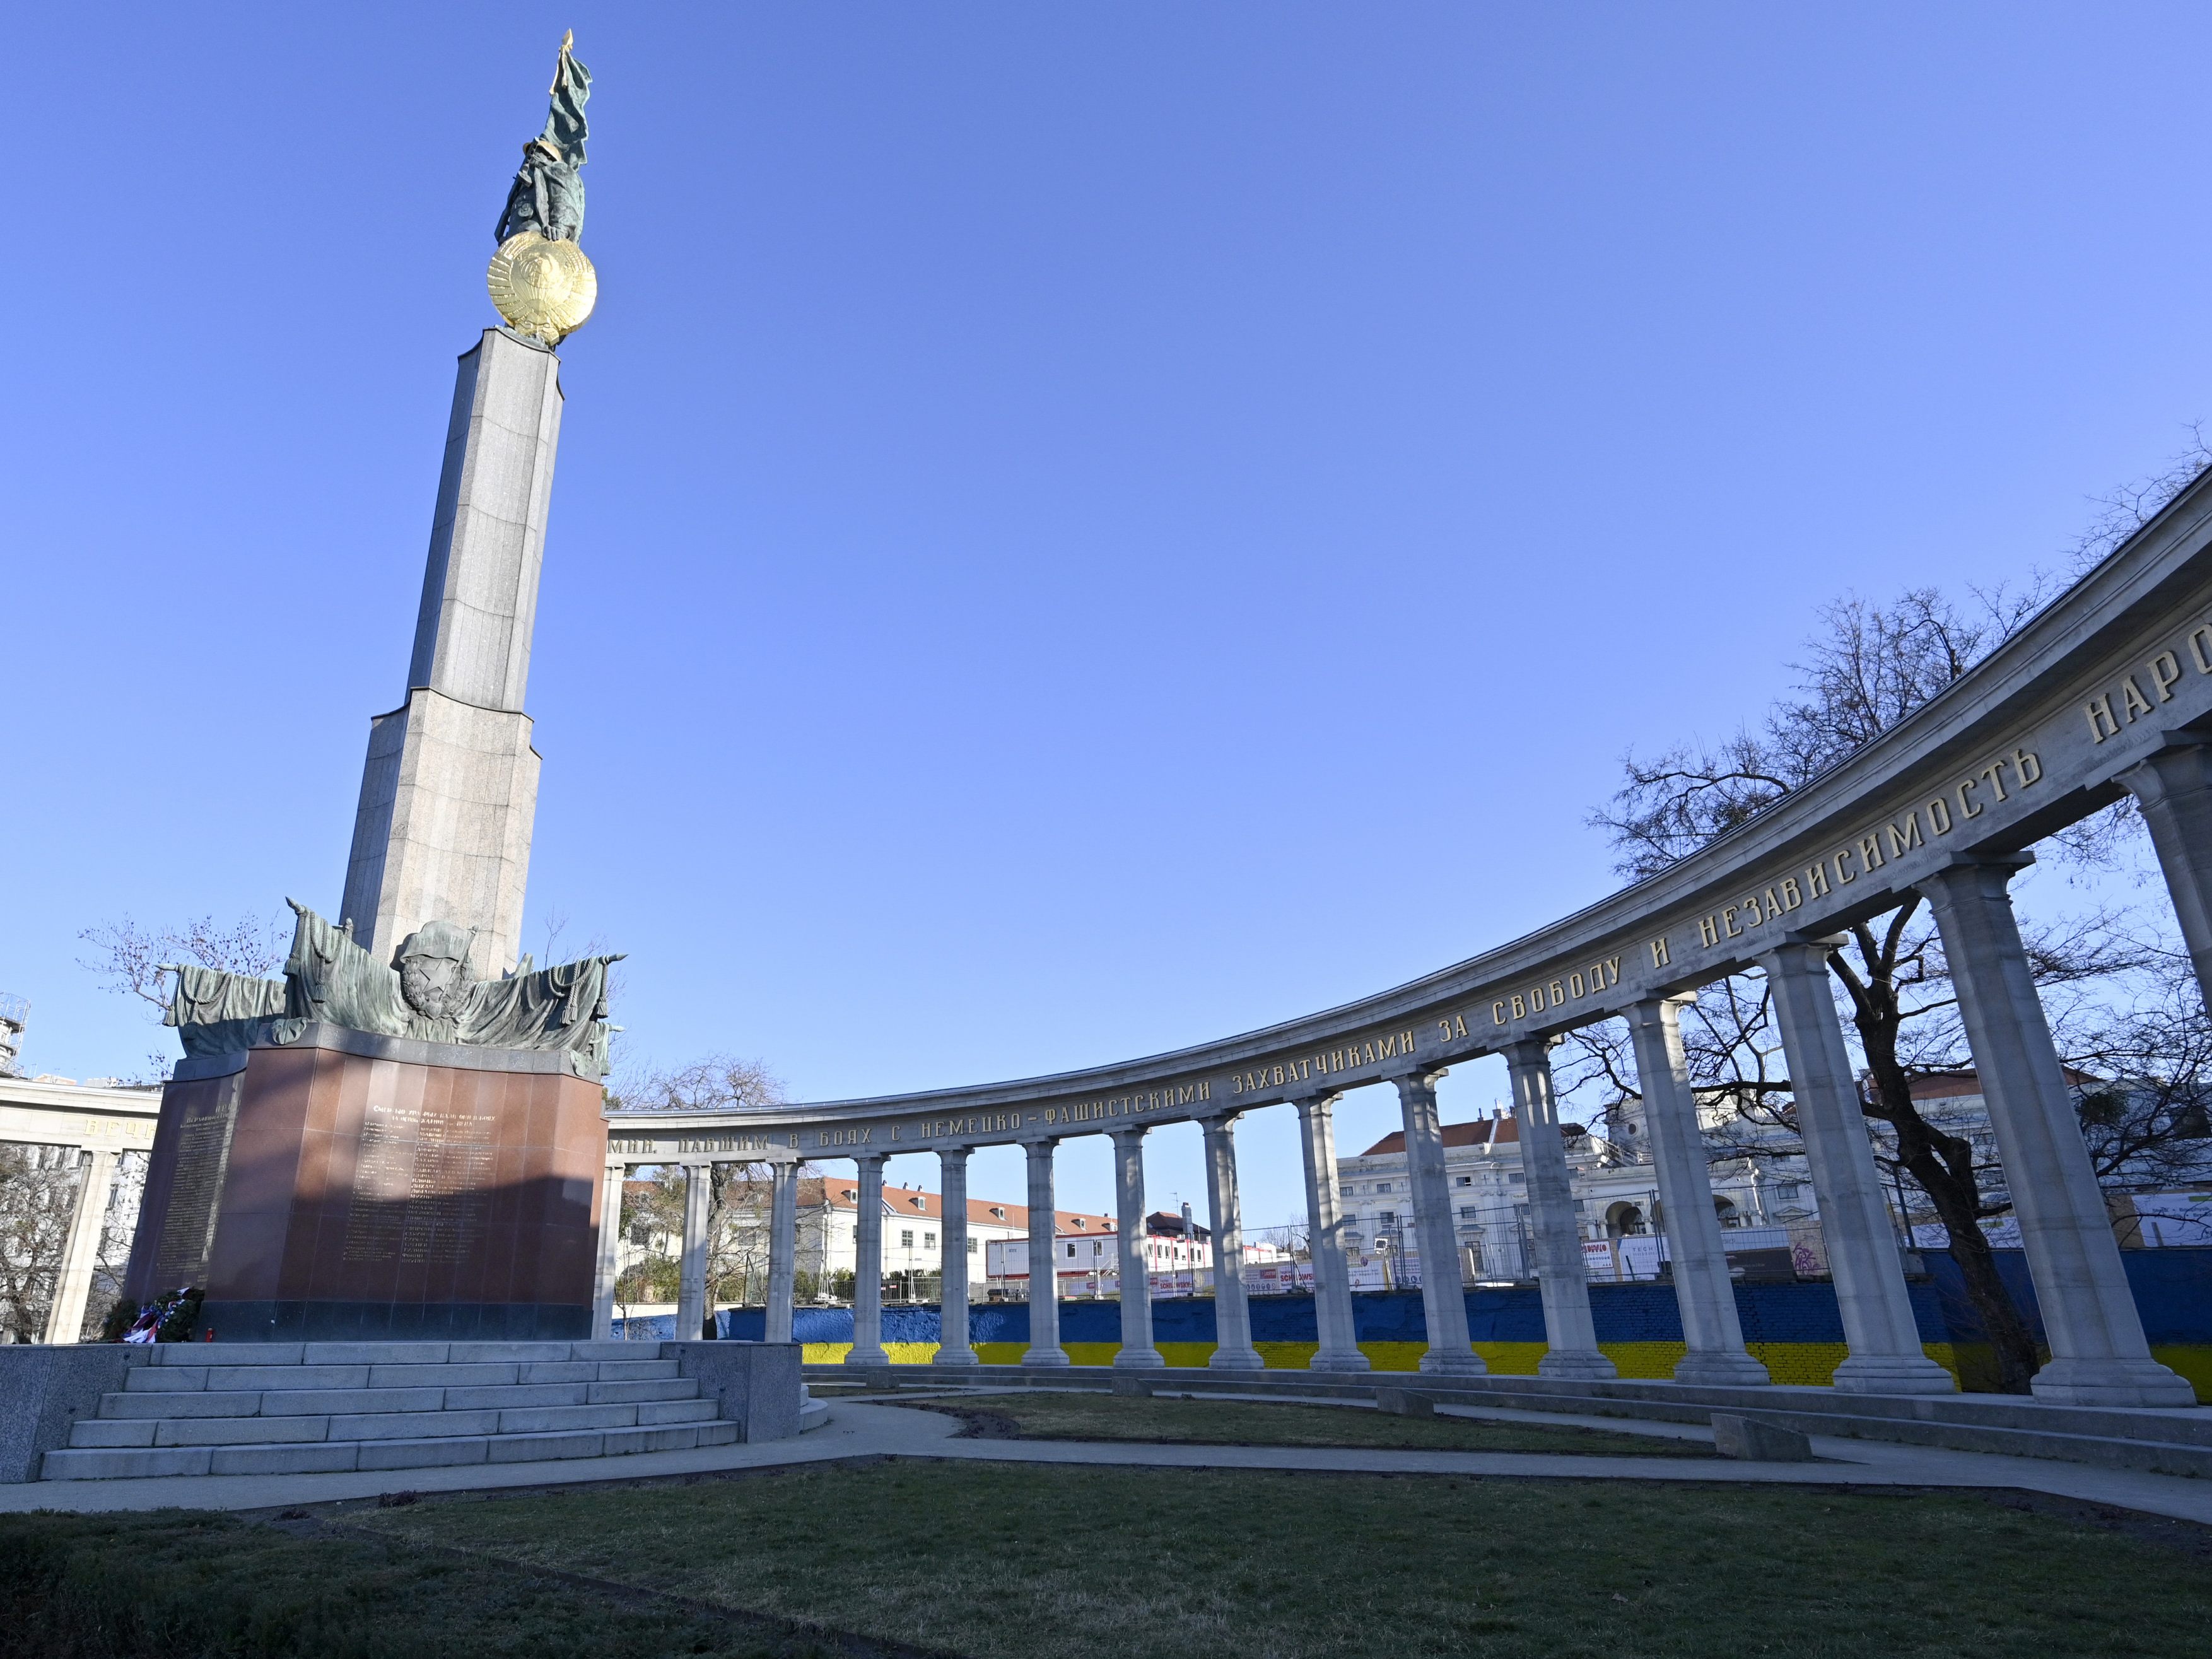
[
  {"left": 1419, "top": 1351, "right": 1489, "bottom": 1377},
  {"left": 845, "top": 1345, "right": 889, "bottom": 1367},
  {"left": 1113, "top": 1347, "right": 1167, "bottom": 1369},
  {"left": 1208, "top": 1347, "right": 1267, "bottom": 1371},
  {"left": 1537, "top": 1349, "right": 1619, "bottom": 1381},
  {"left": 1830, "top": 1353, "right": 1957, "bottom": 1395},
  {"left": 932, "top": 1346, "right": 981, "bottom": 1368},
  {"left": 1021, "top": 1347, "right": 1071, "bottom": 1368},
  {"left": 1671, "top": 1349, "right": 1772, "bottom": 1386},
  {"left": 2030, "top": 1356, "right": 2199, "bottom": 1409},
  {"left": 1309, "top": 1347, "right": 1371, "bottom": 1373}
]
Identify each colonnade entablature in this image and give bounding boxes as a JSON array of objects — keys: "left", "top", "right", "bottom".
[{"left": 599, "top": 465, "right": 2212, "bottom": 1409}]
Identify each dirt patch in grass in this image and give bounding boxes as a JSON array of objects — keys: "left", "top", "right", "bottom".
[
  {"left": 349, "top": 1461, "right": 2212, "bottom": 1659},
  {"left": 910, "top": 1390, "right": 1714, "bottom": 1455}
]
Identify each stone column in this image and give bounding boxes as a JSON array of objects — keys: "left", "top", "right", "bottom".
[
  {"left": 848, "top": 1153, "right": 889, "bottom": 1366},
  {"left": 1108, "top": 1127, "right": 1165, "bottom": 1368},
  {"left": 2122, "top": 742, "right": 2212, "bottom": 1014},
  {"left": 43, "top": 1148, "right": 115, "bottom": 1345},
  {"left": 1502, "top": 1041, "right": 1616, "bottom": 1380},
  {"left": 676, "top": 1160, "right": 713, "bottom": 1342},
  {"left": 1202, "top": 1111, "right": 1265, "bottom": 1370},
  {"left": 1760, "top": 940, "right": 1955, "bottom": 1394},
  {"left": 766, "top": 1160, "right": 800, "bottom": 1346},
  {"left": 1021, "top": 1138, "right": 1069, "bottom": 1366},
  {"left": 1626, "top": 997, "right": 1771, "bottom": 1385},
  {"left": 1293, "top": 1093, "right": 1369, "bottom": 1371},
  {"left": 935, "top": 1146, "right": 980, "bottom": 1366},
  {"left": 1922, "top": 856, "right": 2195, "bottom": 1405},
  {"left": 1393, "top": 1071, "right": 1487, "bottom": 1376},
  {"left": 591, "top": 1156, "right": 626, "bottom": 1340}
]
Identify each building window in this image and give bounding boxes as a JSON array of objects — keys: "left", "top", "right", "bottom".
[
  {"left": 923, "top": 1231, "right": 935, "bottom": 1248},
  {"left": 900, "top": 1229, "right": 913, "bottom": 1248},
  {"left": 1065, "top": 1243, "right": 1077, "bottom": 1259},
  {"left": 1376, "top": 1183, "right": 1393, "bottom": 1193},
  {"left": 1458, "top": 1206, "right": 1478, "bottom": 1221},
  {"left": 1455, "top": 1175, "right": 1472, "bottom": 1187},
  {"left": 1378, "top": 1211, "right": 1397, "bottom": 1228},
  {"left": 1774, "top": 1183, "right": 1801, "bottom": 1201},
  {"left": 968, "top": 1238, "right": 978, "bottom": 1253}
]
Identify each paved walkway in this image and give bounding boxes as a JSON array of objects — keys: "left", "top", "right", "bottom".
[{"left": 6, "top": 1397, "right": 2211, "bottom": 1526}]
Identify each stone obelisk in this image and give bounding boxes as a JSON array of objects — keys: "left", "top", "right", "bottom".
[
  {"left": 341, "top": 35, "right": 598, "bottom": 977},
  {"left": 338, "top": 332, "right": 559, "bottom": 977}
]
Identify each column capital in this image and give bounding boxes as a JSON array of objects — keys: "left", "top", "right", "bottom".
[
  {"left": 1386, "top": 1067, "right": 1449, "bottom": 1098},
  {"left": 1627, "top": 991, "right": 1697, "bottom": 1026},
  {"left": 1501, "top": 1034, "right": 1560, "bottom": 1068},
  {"left": 1923, "top": 848, "right": 2035, "bottom": 879},
  {"left": 936, "top": 1141, "right": 973, "bottom": 1162},
  {"left": 1289, "top": 1091, "right": 1343, "bottom": 1117},
  {"left": 1018, "top": 1133, "right": 1060, "bottom": 1152},
  {"left": 851, "top": 1150, "right": 887, "bottom": 1171},
  {"left": 1108, "top": 1122, "right": 1149, "bottom": 1147},
  {"left": 1757, "top": 932, "right": 1850, "bottom": 971}
]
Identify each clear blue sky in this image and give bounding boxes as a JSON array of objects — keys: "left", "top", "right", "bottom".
[{"left": 6, "top": 5, "right": 2209, "bottom": 1228}]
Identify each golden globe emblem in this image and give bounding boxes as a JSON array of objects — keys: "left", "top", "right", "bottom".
[{"left": 486, "top": 231, "right": 598, "bottom": 343}]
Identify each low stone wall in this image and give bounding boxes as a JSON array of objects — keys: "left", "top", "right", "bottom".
[
  {"left": 0, "top": 1345, "right": 149, "bottom": 1482},
  {"left": 665, "top": 1341, "right": 804, "bottom": 1442}
]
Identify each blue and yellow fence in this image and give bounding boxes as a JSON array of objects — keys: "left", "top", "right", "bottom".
[{"left": 632, "top": 1248, "right": 2212, "bottom": 1400}]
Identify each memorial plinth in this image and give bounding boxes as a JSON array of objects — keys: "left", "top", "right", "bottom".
[{"left": 124, "top": 1026, "right": 607, "bottom": 1341}]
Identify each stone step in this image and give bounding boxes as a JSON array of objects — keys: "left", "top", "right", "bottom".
[
  {"left": 97, "top": 1377, "right": 703, "bottom": 1425},
  {"left": 141, "top": 1339, "right": 664, "bottom": 1369},
  {"left": 122, "top": 1356, "right": 679, "bottom": 1393},
  {"left": 40, "top": 1417, "right": 740, "bottom": 1482},
  {"left": 99, "top": 1390, "right": 271, "bottom": 1420},
  {"left": 67, "top": 1404, "right": 720, "bottom": 1451}
]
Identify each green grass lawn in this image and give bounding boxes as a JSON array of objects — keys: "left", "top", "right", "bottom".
[
  {"left": 916, "top": 1390, "right": 1714, "bottom": 1455},
  {"left": 7, "top": 1462, "right": 2196, "bottom": 1658}
]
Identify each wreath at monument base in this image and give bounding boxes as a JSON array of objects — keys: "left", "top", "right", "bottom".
[{"left": 111, "top": 1286, "right": 204, "bottom": 1344}]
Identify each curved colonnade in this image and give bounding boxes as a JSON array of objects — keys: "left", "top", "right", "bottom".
[{"left": 602, "top": 472, "right": 2212, "bottom": 1409}]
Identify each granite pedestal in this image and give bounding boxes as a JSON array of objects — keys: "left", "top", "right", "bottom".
[{"left": 124, "top": 1024, "right": 608, "bottom": 1342}]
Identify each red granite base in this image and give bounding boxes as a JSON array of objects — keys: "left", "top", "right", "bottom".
[{"left": 123, "top": 1038, "right": 608, "bottom": 1341}]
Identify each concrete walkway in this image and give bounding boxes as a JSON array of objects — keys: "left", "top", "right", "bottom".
[{"left": 6, "top": 1397, "right": 2210, "bottom": 1526}]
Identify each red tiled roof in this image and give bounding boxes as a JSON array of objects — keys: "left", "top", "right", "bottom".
[
  {"left": 720, "top": 1176, "right": 1109, "bottom": 1234},
  {"left": 1358, "top": 1117, "right": 1519, "bottom": 1158},
  {"left": 1906, "top": 1067, "right": 2097, "bottom": 1100}
]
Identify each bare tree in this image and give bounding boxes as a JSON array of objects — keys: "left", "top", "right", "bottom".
[
  {"left": 77, "top": 913, "right": 289, "bottom": 1084},
  {"left": 608, "top": 1053, "right": 785, "bottom": 1115},
  {"left": 0, "top": 1145, "right": 82, "bottom": 1343},
  {"left": 1574, "top": 577, "right": 2206, "bottom": 1393}
]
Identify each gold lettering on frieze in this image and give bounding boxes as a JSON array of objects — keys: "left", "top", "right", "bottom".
[
  {"left": 1485, "top": 956, "right": 1622, "bottom": 1029},
  {"left": 1228, "top": 1031, "right": 1420, "bottom": 1094},
  {"left": 2088, "top": 609, "right": 2212, "bottom": 743},
  {"left": 816, "top": 1127, "right": 873, "bottom": 1148},
  {"left": 1039, "top": 1082, "right": 1212, "bottom": 1128},
  {"left": 1682, "top": 741, "right": 2044, "bottom": 958},
  {"left": 918, "top": 1111, "right": 1028, "bottom": 1139}
]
